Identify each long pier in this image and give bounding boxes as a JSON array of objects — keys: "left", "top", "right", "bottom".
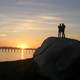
[{"left": 0, "top": 47, "right": 36, "bottom": 53}]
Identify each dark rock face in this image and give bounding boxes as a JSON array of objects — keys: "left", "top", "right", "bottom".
[
  {"left": 0, "top": 58, "right": 50, "bottom": 80},
  {"left": 33, "top": 37, "right": 80, "bottom": 80}
]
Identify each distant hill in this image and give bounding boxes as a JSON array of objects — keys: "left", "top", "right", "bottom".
[{"left": 33, "top": 37, "right": 80, "bottom": 80}]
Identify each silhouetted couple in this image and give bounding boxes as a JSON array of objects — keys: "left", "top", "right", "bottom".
[{"left": 58, "top": 23, "right": 66, "bottom": 38}]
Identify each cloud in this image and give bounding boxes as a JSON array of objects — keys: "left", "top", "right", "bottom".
[
  {"left": 0, "top": 34, "right": 7, "bottom": 37},
  {"left": 16, "top": 0, "right": 49, "bottom": 6},
  {"left": 16, "top": 0, "right": 26, "bottom": 5},
  {"left": 16, "top": 0, "right": 36, "bottom": 5},
  {"left": 38, "top": 16, "right": 63, "bottom": 21},
  {"left": 0, "top": 13, "right": 62, "bottom": 33}
]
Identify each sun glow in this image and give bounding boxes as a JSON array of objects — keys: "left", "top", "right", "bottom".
[{"left": 17, "top": 43, "right": 29, "bottom": 49}]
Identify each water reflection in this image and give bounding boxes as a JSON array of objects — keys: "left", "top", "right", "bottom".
[
  {"left": 0, "top": 49, "right": 35, "bottom": 62},
  {"left": 21, "top": 49, "right": 24, "bottom": 59}
]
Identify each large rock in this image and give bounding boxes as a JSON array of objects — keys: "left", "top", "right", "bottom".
[{"left": 33, "top": 37, "right": 80, "bottom": 80}]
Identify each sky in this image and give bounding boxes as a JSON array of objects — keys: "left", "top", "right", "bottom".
[{"left": 0, "top": 0, "right": 80, "bottom": 48}]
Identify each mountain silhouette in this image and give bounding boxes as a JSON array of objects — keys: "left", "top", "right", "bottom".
[{"left": 33, "top": 37, "right": 80, "bottom": 80}]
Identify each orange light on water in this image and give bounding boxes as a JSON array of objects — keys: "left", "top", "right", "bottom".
[{"left": 17, "top": 43, "right": 29, "bottom": 59}]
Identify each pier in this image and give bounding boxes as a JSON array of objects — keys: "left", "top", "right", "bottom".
[{"left": 0, "top": 47, "right": 36, "bottom": 54}]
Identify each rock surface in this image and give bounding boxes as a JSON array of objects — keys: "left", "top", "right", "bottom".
[{"left": 33, "top": 37, "right": 80, "bottom": 80}]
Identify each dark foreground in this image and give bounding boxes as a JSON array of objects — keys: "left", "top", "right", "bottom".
[
  {"left": 0, "top": 58, "right": 49, "bottom": 80},
  {"left": 0, "top": 37, "right": 80, "bottom": 80}
]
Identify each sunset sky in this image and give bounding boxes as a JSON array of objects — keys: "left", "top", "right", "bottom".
[{"left": 0, "top": 0, "right": 80, "bottom": 48}]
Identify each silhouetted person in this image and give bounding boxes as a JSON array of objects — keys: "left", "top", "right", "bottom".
[
  {"left": 58, "top": 23, "right": 66, "bottom": 38},
  {"left": 58, "top": 24, "right": 62, "bottom": 38},
  {"left": 61, "top": 23, "right": 66, "bottom": 38}
]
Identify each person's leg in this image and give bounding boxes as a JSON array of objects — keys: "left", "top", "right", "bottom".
[
  {"left": 61, "top": 32, "right": 62, "bottom": 38},
  {"left": 60, "top": 32, "right": 61, "bottom": 38},
  {"left": 64, "top": 33, "right": 65, "bottom": 38},
  {"left": 62, "top": 31, "right": 65, "bottom": 38},
  {"left": 58, "top": 31, "right": 61, "bottom": 38},
  {"left": 58, "top": 32, "right": 59, "bottom": 38},
  {"left": 58, "top": 31, "right": 60, "bottom": 38},
  {"left": 62, "top": 32, "right": 63, "bottom": 38}
]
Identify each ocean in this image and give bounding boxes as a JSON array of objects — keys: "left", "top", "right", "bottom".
[{"left": 0, "top": 49, "right": 35, "bottom": 62}]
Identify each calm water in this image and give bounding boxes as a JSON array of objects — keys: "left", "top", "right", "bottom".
[{"left": 0, "top": 49, "right": 35, "bottom": 62}]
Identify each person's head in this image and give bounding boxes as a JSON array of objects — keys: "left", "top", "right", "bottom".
[
  {"left": 59, "top": 24, "right": 61, "bottom": 26},
  {"left": 62, "top": 23, "right": 65, "bottom": 26}
]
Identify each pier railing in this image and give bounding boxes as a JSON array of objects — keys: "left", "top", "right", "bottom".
[{"left": 0, "top": 47, "right": 36, "bottom": 54}]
